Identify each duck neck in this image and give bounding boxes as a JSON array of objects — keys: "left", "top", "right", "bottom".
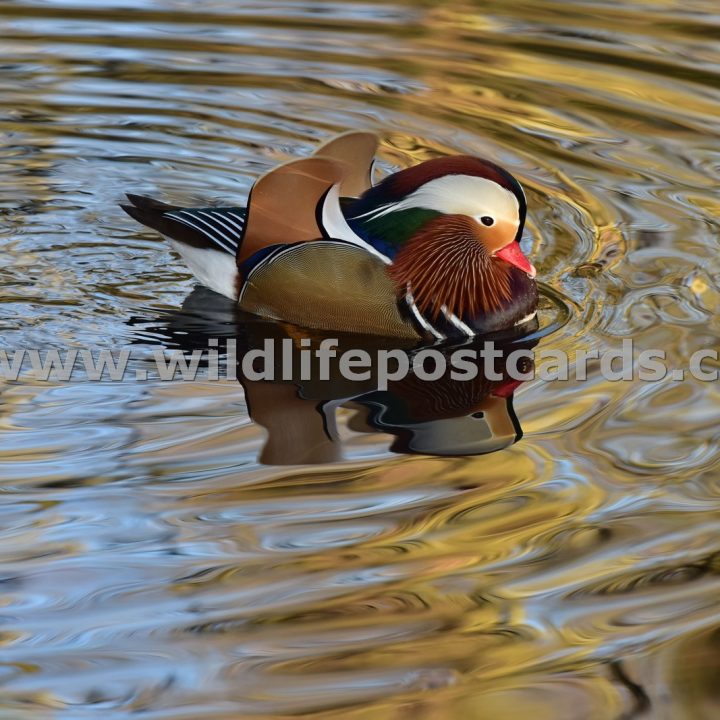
[{"left": 343, "top": 200, "right": 441, "bottom": 259}]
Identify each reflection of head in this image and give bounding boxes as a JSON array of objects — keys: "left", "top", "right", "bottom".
[
  {"left": 348, "top": 351, "right": 527, "bottom": 456},
  {"left": 352, "top": 395, "right": 522, "bottom": 456}
]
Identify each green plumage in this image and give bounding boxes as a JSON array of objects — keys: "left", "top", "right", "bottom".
[{"left": 356, "top": 208, "right": 441, "bottom": 255}]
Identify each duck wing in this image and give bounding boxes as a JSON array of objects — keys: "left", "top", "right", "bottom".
[
  {"left": 314, "top": 130, "right": 378, "bottom": 197},
  {"left": 237, "top": 156, "right": 344, "bottom": 265}
]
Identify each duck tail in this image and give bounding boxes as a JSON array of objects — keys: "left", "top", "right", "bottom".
[
  {"left": 121, "top": 156, "right": 347, "bottom": 300},
  {"left": 121, "top": 194, "right": 241, "bottom": 300},
  {"left": 120, "top": 194, "right": 191, "bottom": 241}
]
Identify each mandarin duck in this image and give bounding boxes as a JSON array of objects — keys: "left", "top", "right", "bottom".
[{"left": 121, "top": 132, "right": 538, "bottom": 340}]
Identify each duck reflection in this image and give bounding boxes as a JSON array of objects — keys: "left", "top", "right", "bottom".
[{"left": 131, "top": 287, "right": 539, "bottom": 464}]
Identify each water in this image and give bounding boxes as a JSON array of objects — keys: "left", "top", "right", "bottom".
[{"left": 1, "top": 0, "right": 719, "bottom": 717}]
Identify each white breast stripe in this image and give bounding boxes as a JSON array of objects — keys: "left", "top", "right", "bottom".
[
  {"left": 166, "top": 213, "right": 235, "bottom": 255},
  {"left": 440, "top": 305, "right": 475, "bottom": 337},
  {"left": 406, "top": 287, "right": 444, "bottom": 340},
  {"left": 514, "top": 311, "right": 538, "bottom": 326}
]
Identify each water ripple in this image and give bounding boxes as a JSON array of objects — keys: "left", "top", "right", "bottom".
[{"left": 1, "top": 0, "right": 719, "bottom": 716}]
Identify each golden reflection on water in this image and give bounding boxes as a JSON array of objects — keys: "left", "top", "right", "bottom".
[{"left": 0, "top": 0, "right": 719, "bottom": 717}]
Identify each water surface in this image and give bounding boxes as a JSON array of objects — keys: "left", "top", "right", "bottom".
[{"left": 1, "top": 0, "right": 719, "bottom": 717}]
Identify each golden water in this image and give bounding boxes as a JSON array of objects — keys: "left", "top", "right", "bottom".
[{"left": 1, "top": 0, "right": 719, "bottom": 717}]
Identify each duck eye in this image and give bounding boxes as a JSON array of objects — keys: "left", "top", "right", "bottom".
[{"left": 480, "top": 216, "right": 494, "bottom": 227}]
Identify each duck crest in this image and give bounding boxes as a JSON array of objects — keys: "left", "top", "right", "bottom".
[
  {"left": 388, "top": 214, "right": 513, "bottom": 321},
  {"left": 382, "top": 156, "right": 525, "bottom": 206},
  {"left": 350, "top": 156, "right": 525, "bottom": 222}
]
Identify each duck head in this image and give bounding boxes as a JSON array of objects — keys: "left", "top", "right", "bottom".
[{"left": 345, "top": 156, "right": 538, "bottom": 335}]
